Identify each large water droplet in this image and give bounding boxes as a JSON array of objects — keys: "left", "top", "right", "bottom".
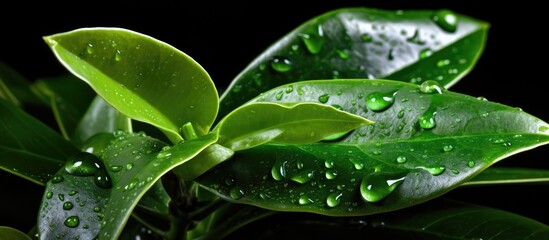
[
  {"left": 65, "top": 152, "right": 102, "bottom": 176},
  {"left": 299, "top": 25, "right": 324, "bottom": 54},
  {"left": 271, "top": 159, "right": 288, "bottom": 181},
  {"left": 349, "top": 158, "right": 364, "bottom": 170},
  {"left": 326, "top": 192, "right": 342, "bottom": 207},
  {"left": 324, "top": 160, "right": 334, "bottom": 169},
  {"left": 298, "top": 195, "right": 314, "bottom": 205},
  {"left": 270, "top": 57, "right": 292, "bottom": 72},
  {"left": 229, "top": 187, "right": 244, "bottom": 200},
  {"left": 63, "top": 202, "right": 74, "bottom": 210},
  {"left": 417, "top": 166, "right": 446, "bottom": 175},
  {"left": 419, "top": 80, "right": 444, "bottom": 94},
  {"left": 46, "top": 191, "right": 53, "bottom": 199},
  {"left": 432, "top": 9, "right": 458, "bottom": 33},
  {"left": 360, "top": 172, "right": 406, "bottom": 202},
  {"left": 64, "top": 216, "right": 80, "bottom": 228},
  {"left": 318, "top": 94, "right": 330, "bottom": 103},
  {"left": 419, "top": 109, "right": 437, "bottom": 129},
  {"left": 419, "top": 48, "right": 433, "bottom": 59},
  {"left": 325, "top": 169, "right": 338, "bottom": 180},
  {"left": 291, "top": 170, "right": 314, "bottom": 184},
  {"left": 365, "top": 92, "right": 396, "bottom": 112}
]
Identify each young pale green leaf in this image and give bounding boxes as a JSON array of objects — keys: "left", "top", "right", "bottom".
[
  {"left": 72, "top": 96, "right": 131, "bottom": 147},
  {"left": 226, "top": 199, "right": 549, "bottom": 240},
  {"left": 38, "top": 131, "right": 217, "bottom": 239},
  {"left": 31, "top": 75, "right": 96, "bottom": 140},
  {"left": 218, "top": 8, "right": 488, "bottom": 119},
  {"left": 464, "top": 167, "right": 549, "bottom": 186},
  {"left": 216, "top": 102, "right": 372, "bottom": 151},
  {"left": 0, "top": 99, "right": 78, "bottom": 185},
  {"left": 0, "top": 226, "right": 32, "bottom": 240},
  {"left": 44, "top": 28, "right": 219, "bottom": 143},
  {"left": 173, "top": 143, "right": 234, "bottom": 181},
  {"left": 196, "top": 79, "right": 549, "bottom": 216},
  {"left": 0, "top": 62, "right": 44, "bottom": 107}
]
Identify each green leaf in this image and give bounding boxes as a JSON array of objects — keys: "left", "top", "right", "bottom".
[
  {"left": 31, "top": 75, "right": 96, "bottom": 140},
  {"left": 0, "top": 226, "right": 32, "bottom": 240},
  {"left": 216, "top": 102, "right": 372, "bottom": 151},
  {"left": 218, "top": 8, "right": 488, "bottom": 119},
  {"left": 44, "top": 28, "right": 219, "bottom": 143},
  {"left": 137, "top": 180, "right": 171, "bottom": 215},
  {"left": 197, "top": 79, "right": 549, "bottom": 216},
  {"left": 464, "top": 167, "right": 549, "bottom": 186},
  {"left": 0, "top": 99, "right": 78, "bottom": 185},
  {"left": 73, "top": 96, "right": 131, "bottom": 147},
  {"left": 0, "top": 62, "right": 43, "bottom": 107},
  {"left": 173, "top": 143, "right": 234, "bottom": 181},
  {"left": 38, "top": 131, "right": 217, "bottom": 239}
]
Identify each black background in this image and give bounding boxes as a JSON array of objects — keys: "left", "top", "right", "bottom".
[{"left": 1, "top": 0, "right": 548, "bottom": 234}]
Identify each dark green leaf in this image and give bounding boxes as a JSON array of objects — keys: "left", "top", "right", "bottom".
[
  {"left": 464, "top": 167, "right": 549, "bottom": 186},
  {"left": 38, "top": 131, "right": 217, "bottom": 239},
  {"left": 0, "top": 226, "right": 32, "bottom": 240},
  {"left": 219, "top": 8, "right": 488, "bottom": 119},
  {"left": 197, "top": 80, "right": 549, "bottom": 216},
  {"left": 73, "top": 96, "right": 131, "bottom": 147},
  {"left": 118, "top": 217, "right": 164, "bottom": 240},
  {"left": 44, "top": 28, "right": 219, "bottom": 143},
  {"left": 137, "top": 181, "right": 170, "bottom": 215},
  {"left": 216, "top": 102, "right": 372, "bottom": 151},
  {"left": 0, "top": 62, "right": 43, "bottom": 107},
  {"left": 31, "top": 74, "right": 96, "bottom": 140},
  {"left": 0, "top": 99, "right": 78, "bottom": 185}
]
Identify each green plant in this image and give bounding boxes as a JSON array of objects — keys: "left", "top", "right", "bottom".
[{"left": 1, "top": 7, "right": 548, "bottom": 239}]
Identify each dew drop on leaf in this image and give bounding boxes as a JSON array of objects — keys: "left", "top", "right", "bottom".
[
  {"left": 229, "top": 187, "right": 244, "bottom": 200},
  {"left": 419, "top": 109, "right": 437, "bottom": 129},
  {"left": 326, "top": 192, "right": 343, "bottom": 207},
  {"left": 467, "top": 160, "right": 475, "bottom": 168},
  {"left": 365, "top": 92, "right": 395, "bottom": 112},
  {"left": 46, "top": 191, "right": 53, "bottom": 199},
  {"left": 63, "top": 202, "right": 74, "bottom": 210},
  {"left": 325, "top": 169, "right": 338, "bottom": 180},
  {"left": 64, "top": 216, "right": 80, "bottom": 228},
  {"left": 271, "top": 159, "right": 288, "bottom": 181},
  {"left": 396, "top": 156, "right": 407, "bottom": 164},
  {"left": 114, "top": 49, "right": 122, "bottom": 61},
  {"left": 432, "top": 9, "right": 458, "bottom": 33},
  {"left": 419, "top": 48, "right": 433, "bottom": 59},
  {"left": 360, "top": 172, "right": 406, "bottom": 203},
  {"left": 65, "top": 152, "right": 102, "bottom": 176},
  {"left": 419, "top": 80, "right": 444, "bottom": 94},
  {"left": 51, "top": 175, "right": 64, "bottom": 183},
  {"left": 417, "top": 166, "right": 446, "bottom": 176},
  {"left": 86, "top": 43, "right": 94, "bottom": 54},
  {"left": 299, "top": 25, "right": 324, "bottom": 54},
  {"left": 298, "top": 195, "right": 314, "bottom": 205},
  {"left": 270, "top": 57, "right": 292, "bottom": 72},
  {"left": 290, "top": 170, "right": 314, "bottom": 184},
  {"left": 318, "top": 94, "right": 330, "bottom": 103},
  {"left": 324, "top": 160, "right": 334, "bottom": 169}
]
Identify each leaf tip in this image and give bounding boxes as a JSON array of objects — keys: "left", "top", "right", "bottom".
[{"left": 43, "top": 36, "right": 57, "bottom": 47}]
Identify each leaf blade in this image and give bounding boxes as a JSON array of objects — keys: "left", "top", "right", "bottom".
[{"left": 464, "top": 167, "right": 549, "bottom": 186}]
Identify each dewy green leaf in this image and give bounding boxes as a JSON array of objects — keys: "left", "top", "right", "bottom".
[
  {"left": 44, "top": 28, "right": 219, "bottom": 143},
  {"left": 0, "top": 226, "right": 32, "bottom": 240},
  {"left": 31, "top": 74, "right": 96, "bottom": 140},
  {"left": 38, "top": 131, "right": 217, "bottom": 239},
  {"left": 197, "top": 79, "right": 549, "bottom": 216},
  {"left": 216, "top": 102, "right": 372, "bottom": 151},
  {"left": 72, "top": 96, "right": 131, "bottom": 147},
  {"left": 464, "top": 167, "right": 549, "bottom": 186},
  {"left": 0, "top": 99, "right": 79, "bottom": 185},
  {"left": 218, "top": 8, "right": 488, "bottom": 119}
]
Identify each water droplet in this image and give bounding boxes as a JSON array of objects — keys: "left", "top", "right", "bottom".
[
  {"left": 407, "top": 29, "right": 425, "bottom": 45},
  {"left": 68, "top": 190, "right": 77, "bottom": 196},
  {"left": 325, "top": 169, "right": 338, "bottom": 180},
  {"left": 229, "top": 187, "right": 244, "bottom": 200},
  {"left": 417, "top": 166, "right": 446, "bottom": 176},
  {"left": 360, "top": 172, "right": 406, "bottom": 202},
  {"left": 124, "top": 179, "right": 138, "bottom": 191},
  {"left": 285, "top": 85, "right": 294, "bottom": 93},
  {"left": 259, "top": 192, "right": 270, "bottom": 199},
  {"left": 114, "top": 50, "right": 122, "bottom": 61},
  {"left": 419, "top": 48, "right": 433, "bottom": 59},
  {"left": 110, "top": 165, "right": 122, "bottom": 172},
  {"left": 299, "top": 25, "right": 324, "bottom": 54},
  {"left": 443, "top": 145, "right": 454, "bottom": 152},
  {"left": 58, "top": 194, "right": 65, "bottom": 201},
  {"left": 419, "top": 109, "right": 437, "bottom": 129},
  {"left": 397, "top": 110, "right": 405, "bottom": 119},
  {"left": 437, "top": 59, "right": 451, "bottom": 67},
  {"left": 93, "top": 206, "right": 101, "bottom": 212},
  {"left": 271, "top": 159, "right": 288, "bottom": 181},
  {"left": 275, "top": 91, "right": 284, "bottom": 100},
  {"left": 396, "top": 156, "right": 407, "bottom": 164},
  {"left": 349, "top": 159, "right": 364, "bottom": 170},
  {"left": 317, "top": 93, "right": 330, "bottom": 104},
  {"left": 467, "top": 160, "right": 475, "bottom": 168},
  {"left": 365, "top": 92, "right": 395, "bottom": 112},
  {"left": 86, "top": 43, "right": 94, "bottom": 54},
  {"left": 298, "top": 195, "right": 313, "bottom": 205},
  {"left": 291, "top": 170, "right": 314, "bottom": 184},
  {"left": 46, "top": 191, "right": 53, "bottom": 199},
  {"left": 361, "top": 33, "right": 373, "bottom": 42},
  {"left": 324, "top": 160, "right": 334, "bottom": 169},
  {"left": 420, "top": 80, "right": 444, "bottom": 94},
  {"left": 451, "top": 169, "right": 460, "bottom": 174},
  {"left": 539, "top": 126, "right": 549, "bottom": 132},
  {"left": 65, "top": 152, "right": 103, "bottom": 176},
  {"left": 387, "top": 48, "right": 394, "bottom": 61},
  {"left": 432, "top": 9, "right": 458, "bottom": 33},
  {"left": 63, "top": 202, "right": 74, "bottom": 210},
  {"left": 51, "top": 175, "right": 64, "bottom": 183},
  {"left": 326, "top": 192, "right": 343, "bottom": 207},
  {"left": 372, "top": 150, "right": 382, "bottom": 155},
  {"left": 337, "top": 49, "right": 350, "bottom": 59},
  {"left": 296, "top": 160, "right": 304, "bottom": 170},
  {"left": 95, "top": 172, "right": 112, "bottom": 188},
  {"left": 270, "top": 57, "right": 292, "bottom": 72},
  {"left": 64, "top": 216, "right": 80, "bottom": 228},
  {"left": 126, "top": 163, "right": 134, "bottom": 170}
]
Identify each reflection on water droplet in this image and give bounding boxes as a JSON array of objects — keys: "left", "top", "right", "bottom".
[
  {"left": 443, "top": 145, "right": 454, "bottom": 152},
  {"left": 361, "top": 33, "right": 373, "bottom": 42},
  {"left": 325, "top": 169, "right": 338, "bottom": 180},
  {"left": 229, "top": 187, "right": 244, "bottom": 200},
  {"left": 467, "top": 160, "right": 475, "bottom": 168},
  {"left": 94, "top": 206, "right": 101, "bottom": 212},
  {"left": 419, "top": 48, "right": 433, "bottom": 59},
  {"left": 365, "top": 92, "right": 395, "bottom": 112},
  {"left": 63, "top": 202, "right": 74, "bottom": 210},
  {"left": 291, "top": 170, "right": 314, "bottom": 184},
  {"left": 298, "top": 195, "right": 313, "bottom": 205},
  {"left": 285, "top": 85, "right": 294, "bottom": 93},
  {"left": 324, "top": 160, "right": 334, "bottom": 168},
  {"left": 296, "top": 160, "right": 304, "bottom": 170},
  {"left": 360, "top": 172, "right": 406, "bottom": 202},
  {"left": 275, "top": 91, "right": 283, "bottom": 100},
  {"left": 420, "top": 80, "right": 444, "bottom": 94},
  {"left": 114, "top": 50, "right": 122, "bottom": 61},
  {"left": 86, "top": 43, "right": 94, "bottom": 54},
  {"left": 396, "top": 156, "right": 407, "bottom": 164},
  {"left": 46, "top": 191, "right": 53, "bottom": 199},
  {"left": 407, "top": 29, "right": 425, "bottom": 45},
  {"left": 436, "top": 59, "right": 450, "bottom": 67},
  {"left": 349, "top": 159, "right": 364, "bottom": 170},
  {"left": 110, "top": 165, "right": 122, "bottom": 172},
  {"left": 318, "top": 94, "right": 330, "bottom": 103},
  {"left": 270, "top": 57, "right": 292, "bottom": 72},
  {"left": 65, "top": 152, "right": 101, "bottom": 176},
  {"left": 299, "top": 25, "right": 324, "bottom": 54},
  {"left": 326, "top": 192, "right": 342, "bottom": 207},
  {"left": 417, "top": 166, "right": 446, "bottom": 175},
  {"left": 126, "top": 163, "right": 134, "bottom": 170},
  {"left": 271, "top": 159, "right": 288, "bottom": 181},
  {"left": 64, "top": 216, "right": 80, "bottom": 228},
  {"left": 52, "top": 175, "right": 64, "bottom": 183},
  {"left": 419, "top": 109, "right": 437, "bottom": 129},
  {"left": 432, "top": 9, "right": 458, "bottom": 33}
]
